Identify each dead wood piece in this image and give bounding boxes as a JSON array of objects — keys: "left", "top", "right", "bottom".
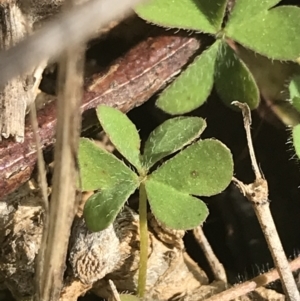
[
  {"left": 0, "top": 1, "right": 32, "bottom": 142},
  {"left": 18, "top": 0, "right": 64, "bottom": 26},
  {"left": 0, "top": 187, "right": 43, "bottom": 300},
  {"left": 35, "top": 0, "right": 85, "bottom": 295}
]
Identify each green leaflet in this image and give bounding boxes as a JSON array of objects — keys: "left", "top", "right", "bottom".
[
  {"left": 135, "top": 0, "right": 227, "bottom": 34},
  {"left": 156, "top": 40, "right": 220, "bottom": 114},
  {"left": 78, "top": 138, "right": 139, "bottom": 191},
  {"left": 97, "top": 105, "right": 142, "bottom": 171},
  {"left": 149, "top": 139, "right": 233, "bottom": 197},
  {"left": 142, "top": 117, "right": 206, "bottom": 169},
  {"left": 226, "top": 6, "right": 300, "bottom": 61},
  {"left": 145, "top": 179, "right": 208, "bottom": 230},
  {"left": 215, "top": 42, "right": 259, "bottom": 109}
]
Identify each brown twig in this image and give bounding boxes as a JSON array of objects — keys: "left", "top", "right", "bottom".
[
  {"left": 0, "top": 1, "right": 31, "bottom": 141},
  {"left": 109, "top": 280, "right": 122, "bottom": 301},
  {"left": 193, "top": 226, "right": 227, "bottom": 283},
  {"left": 36, "top": 0, "right": 85, "bottom": 297},
  {"left": 29, "top": 100, "right": 49, "bottom": 299},
  {"left": 232, "top": 101, "right": 300, "bottom": 301},
  {"left": 0, "top": 34, "right": 200, "bottom": 199},
  {"left": 204, "top": 256, "right": 300, "bottom": 301}
]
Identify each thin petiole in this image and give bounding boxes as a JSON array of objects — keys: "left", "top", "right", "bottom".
[{"left": 137, "top": 181, "right": 148, "bottom": 298}]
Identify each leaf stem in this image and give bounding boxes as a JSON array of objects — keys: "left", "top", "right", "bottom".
[{"left": 137, "top": 181, "right": 148, "bottom": 298}]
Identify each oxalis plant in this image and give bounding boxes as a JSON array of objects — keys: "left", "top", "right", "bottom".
[
  {"left": 135, "top": 0, "right": 300, "bottom": 114},
  {"left": 78, "top": 105, "right": 233, "bottom": 297}
]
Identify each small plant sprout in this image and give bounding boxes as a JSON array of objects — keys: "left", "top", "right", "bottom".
[
  {"left": 78, "top": 105, "right": 233, "bottom": 297},
  {"left": 135, "top": 0, "right": 300, "bottom": 114}
]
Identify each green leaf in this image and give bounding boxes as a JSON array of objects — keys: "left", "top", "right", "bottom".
[
  {"left": 145, "top": 179, "right": 208, "bottom": 230},
  {"left": 156, "top": 40, "right": 220, "bottom": 114},
  {"left": 97, "top": 105, "right": 142, "bottom": 171},
  {"left": 226, "top": 0, "right": 280, "bottom": 27},
  {"left": 289, "top": 75, "right": 300, "bottom": 113},
  {"left": 289, "top": 75, "right": 300, "bottom": 99},
  {"left": 214, "top": 42, "right": 259, "bottom": 109},
  {"left": 78, "top": 138, "right": 139, "bottom": 191},
  {"left": 291, "top": 98, "right": 300, "bottom": 114},
  {"left": 83, "top": 181, "right": 138, "bottom": 231},
  {"left": 135, "top": 0, "right": 227, "bottom": 34},
  {"left": 292, "top": 124, "right": 300, "bottom": 159},
  {"left": 226, "top": 6, "right": 300, "bottom": 61},
  {"left": 142, "top": 117, "right": 206, "bottom": 169},
  {"left": 150, "top": 139, "right": 233, "bottom": 197}
]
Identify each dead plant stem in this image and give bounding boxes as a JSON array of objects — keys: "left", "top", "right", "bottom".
[
  {"left": 232, "top": 101, "right": 300, "bottom": 301},
  {"left": 29, "top": 100, "right": 49, "bottom": 297},
  {"left": 204, "top": 256, "right": 300, "bottom": 301},
  {"left": 36, "top": 0, "right": 84, "bottom": 299},
  {"left": 109, "top": 280, "right": 122, "bottom": 301},
  {"left": 193, "top": 226, "right": 227, "bottom": 283}
]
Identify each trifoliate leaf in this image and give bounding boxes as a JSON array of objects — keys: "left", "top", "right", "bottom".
[
  {"left": 145, "top": 179, "right": 208, "bottom": 230},
  {"left": 292, "top": 124, "right": 300, "bottom": 159},
  {"left": 215, "top": 42, "right": 259, "bottom": 109},
  {"left": 156, "top": 40, "right": 220, "bottom": 114},
  {"left": 226, "top": 6, "right": 300, "bottom": 61},
  {"left": 78, "top": 138, "right": 139, "bottom": 191},
  {"left": 97, "top": 105, "right": 142, "bottom": 171},
  {"left": 150, "top": 139, "right": 233, "bottom": 197},
  {"left": 289, "top": 75, "right": 300, "bottom": 113},
  {"left": 135, "top": 0, "right": 227, "bottom": 34},
  {"left": 142, "top": 117, "right": 206, "bottom": 169},
  {"left": 84, "top": 181, "right": 138, "bottom": 231}
]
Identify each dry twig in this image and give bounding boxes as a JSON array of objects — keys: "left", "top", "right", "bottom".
[
  {"left": 193, "top": 226, "right": 227, "bottom": 283},
  {"left": 35, "top": 0, "right": 85, "bottom": 299},
  {"left": 205, "top": 256, "right": 300, "bottom": 301},
  {"left": 0, "top": 1, "right": 31, "bottom": 141},
  {"left": 109, "top": 280, "right": 122, "bottom": 301},
  {"left": 232, "top": 101, "right": 300, "bottom": 301}
]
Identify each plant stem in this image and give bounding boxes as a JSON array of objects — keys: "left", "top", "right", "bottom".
[{"left": 137, "top": 182, "right": 148, "bottom": 298}]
